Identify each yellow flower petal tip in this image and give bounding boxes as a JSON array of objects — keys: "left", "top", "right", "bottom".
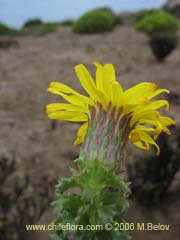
[
  {"left": 46, "top": 62, "right": 175, "bottom": 156},
  {"left": 93, "top": 61, "right": 102, "bottom": 68}
]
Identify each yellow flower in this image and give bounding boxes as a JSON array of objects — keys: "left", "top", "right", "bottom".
[{"left": 46, "top": 62, "right": 175, "bottom": 156}]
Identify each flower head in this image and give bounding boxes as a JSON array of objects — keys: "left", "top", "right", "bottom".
[{"left": 46, "top": 62, "right": 175, "bottom": 157}]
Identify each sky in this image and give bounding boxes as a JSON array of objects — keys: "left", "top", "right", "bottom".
[{"left": 0, "top": 0, "right": 167, "bottom": 28}]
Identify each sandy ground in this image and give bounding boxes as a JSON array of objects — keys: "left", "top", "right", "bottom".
[{"left": 0, "top": 26, "right": 180, "bottom": 240}]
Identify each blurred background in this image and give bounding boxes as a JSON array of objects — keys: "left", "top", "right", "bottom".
[{"left": 0, "top": 0, "right": 180, "bottom": 240}]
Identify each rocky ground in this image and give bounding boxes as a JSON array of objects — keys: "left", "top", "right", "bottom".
[{"left": 0, "top": 25, "right": 180, "bottom": 240}]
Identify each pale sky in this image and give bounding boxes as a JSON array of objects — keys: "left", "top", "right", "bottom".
[{"left": 0, "top": 0, "right": 167, "bottom": 28}]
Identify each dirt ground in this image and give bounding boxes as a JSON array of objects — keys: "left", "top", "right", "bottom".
[{"left": 0, "top": 25, "right": 180, "bottom": 240}]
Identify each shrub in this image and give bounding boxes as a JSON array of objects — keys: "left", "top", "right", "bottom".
[
  {"left": 23, "top": 18, "right": 43, "bottom": 28},
  {"left": 72, "top": 9, "right": 116, "bottom": 33},
  {"left": 95, "top": 7, "right": 121, "bottom": 25},
  {"left": 136, "top": 11, "right": 179, "bottom": 61},
  {"left": 128, "top": 125, "right": 180, "bottom": 206},
  {"left": 39, "top": 23, "right": 59, "bottom": 34},
  {"left": 22, "top": 22, "right": 59, "bottom": 35},
  {"left": 135, "top": 9, "right": 161, "bottom": 23},
  {"left": 136, "top": 11, "right": 179, "bottom": 35},
  {"left": 149, "top": 33, "right": 179, "bottom": 61},
  {"left": 0, "top": 22, "right": 10, "bottom": 35},
  {"left": 0, "top": 22, "right": 19, "bottom": 35}
]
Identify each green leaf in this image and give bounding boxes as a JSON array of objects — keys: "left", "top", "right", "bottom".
[{"left": 56, "top": 177, "right": 79, "bottom": 194}]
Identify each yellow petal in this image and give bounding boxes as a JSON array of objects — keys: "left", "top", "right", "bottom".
[
  {"left": 48, "top": 82, "right": 93, "bottom": 105},
  {"left": 93, "top": 61, "right": 102, "bottom": 68},
  {"left": 133, "top": 141, "right": 149, "bottom": 151},
  {"left": 133, "top": 100, "right": 169, "bottom": 112},
  {"left": 47, "top": 111, "right": 88, "bottom": 122},
  {"left": 139, "top": 131, "right": 160, "bottom": 155},
  {"left": 124, "top": 82, "right": 157, "bottom": 104},
  {"left": 73, "top": 122, "right": 88, "bottom": 146},
  {"left": 94, "top": 62, "right": 117, "bottom": 103},
  {"left": 129, "top": 126, "right": 155, "bottom": 144},
  {"left": 74, "top": 64, "right": 107, "bottom": 106},
  {"left": 112, "top": 81, "right": 124, "bottom": 107},
  {"left": 94, "top": 62, "right": 116, "bottom": 86},
  {"left": 137, "top": 119, "right": 159, "bottom": 126},
  {"left": 153, "top": 123, "right": 162, "bottom": 139},
  {"left": 133, "top": 125, "right": 155, "bottom": 132},
  {"left": 46, "top": 103, "right": 88, "bottom": 115},
  {"left": 94, "top": 62, "right": 103, "bottom": 91},
  {"left": 48, "top": 87, "right": 90, "bottom": 110},
  {"left": 130, "top": 110, "right": 159, "bottom": 127},
  {"left": 162, "top": 127, "right": 171, "bottom": 135},
  {"left": 129, "top": 131, "right": 141, "bottom": 143},
  {"left": 103, "top": 64, "right": 116, "bottom": 82},
  {"left": 49, "top": 82, "right": 92, "bottom": 104},
  {"left": 159, "top": 116, "right": 175, "bottom": 126},
  {"left": 50, "top": 82, "right": 80, "bottom": 95},
  {"left": 146, "top": 100, "right": 169, "bottom": 111},
  {"left": 148, "top": 88, "right": 169, "bottom": 100},
  {"left": 123, "top": 103, "right": 137, "bottom": 115},
  {"left": 153, "top": 116, "right": 175, "bottom": 139}
]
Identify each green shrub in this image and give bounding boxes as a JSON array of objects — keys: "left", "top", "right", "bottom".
[
  {"left": 135, "top": 9, "right": 161, "bottom": 23},
  {"left": 72, "top": 9, "right": 116, "bottom": 33},
  {"left": 23, "top": 18, "right": 43, "bottom": 28},
  {"left": 22, "top": 22, "right": 59, "bottom": 35},
  {"left": 95, "top": 7, "right": 121, "bottom": 25},
  {"left": 136, "top": 11, "right": 179, "bottom": 35},
  {"left": 0, "top": 22, "right": 10, "bottom": 34},
  {"left": 0, "top": 22, "right": 19, "bottom": 35},
  {"left": 39, "top": 23, "right": 59, "bottom": 34},
  {"left": 136, "top": 11, "right": 179, "bottom": 61}
]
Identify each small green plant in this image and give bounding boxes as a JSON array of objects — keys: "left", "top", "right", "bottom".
[
  {"left": 72, "top": 9, "right": 116, "bottom": 33},
  {"left": 23, "top": 18, "right": 43, "bottom": 28},
  {"left": 136, "top": 11, "right": 179, "bottom": 61}
]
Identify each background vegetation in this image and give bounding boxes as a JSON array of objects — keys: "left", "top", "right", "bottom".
[
  {"left": 136, "top": 11, "right": 179, "bottom": 61},
  {"left": 72, "top": 9, "right": 116, "bottom": 33}
]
